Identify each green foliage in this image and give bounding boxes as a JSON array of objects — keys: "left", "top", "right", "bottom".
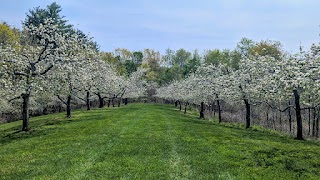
[
  {"left": 132, "top": 51, "right": 143, "bottom": 65},
  {"left": 229, "top": 50, "right": 241, "bottom": 69},
  {"left": 123, "top": 51, "right": 143, "bottom": 76},
  {"left": 143, "top": 48, "right": 161, "bottom": 71},
  {"left": 174, "top": 48, "right": 191, "bottom": 68},
  {"left": 24, "top": 2, "right": 72, "bottom": 32},
  {"left": 183, "top": 49, "right": 201, "bottom": 76},
  {"left": 204, "top": 49, "right": 230, "bottom": 65},
  {"left": 142, "top": 49, "right": 161, "bottom": 82},
  {"left": 157, "top": 66, "right": 180, "bottom": 85},
  {"left": 236, "top": 37, "right": 255, "bottom": 57},
  {"left": 251, "top": 40, "right": 283, "bottom": 60},
  {"left": 114, "top": 48, "right": 132, "bottom": 62},
  {"left": 72, "top": 29, "right": 100, "bottom": 52},
  {"left": 0, "top": 104, "right": 319, "bottom": 179},
  {"left": 204, "top": 49, "right": 241, "bottom": 70},
  {"left": 0, "top": 23, "right": 19, "bottom": 46},
  {"left": 23, "top": 2, "right": 96, "bottom": 48},
  {"left": 101, "top": 50, "right": 144, "bottom": 76},
  {"left": 100, "top": 52, "right": 127, "bottom": 75},
  {"left": 158, "top": 48, "right": 199, "bottom": 84},
  {"left": 236, "top": 38, "right": 284, "bottom": 60},
  {"left": 123, "top": 60, "right": 138, "bottom": 75},
  {"left": 162, "top": 48, "right": 175, "bottom": 67}
]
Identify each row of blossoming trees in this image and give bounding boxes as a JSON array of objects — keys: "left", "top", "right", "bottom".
[
  {"left": 156, "top": 46, "right": 320, "bottom": 140},
  {"left": 0, "top": 19, "right": 147, "bottom": 131}
]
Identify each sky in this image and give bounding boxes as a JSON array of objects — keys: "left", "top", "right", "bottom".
[{"left": 1, "top": 0, "right": 320, "bottom": 54}]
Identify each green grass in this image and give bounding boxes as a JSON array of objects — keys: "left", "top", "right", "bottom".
[{"left": 0, "top": 103, "right": 320, "bottom": 179}]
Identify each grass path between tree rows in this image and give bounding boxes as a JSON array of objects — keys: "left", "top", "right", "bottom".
[{"left": 0, "top": 103, "right": 320, "bottom": 179}]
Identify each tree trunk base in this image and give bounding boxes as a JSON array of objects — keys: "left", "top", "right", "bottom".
[
  {"left": 200, "top": 102, "right": 204, "bottom": 119},
  {"left": 294, "top": 137, "right": 304, "bottom": 140}
]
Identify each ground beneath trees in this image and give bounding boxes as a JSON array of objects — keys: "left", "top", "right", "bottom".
[{"left": 0, "top": 103, "right": 319, "bottom": 179}]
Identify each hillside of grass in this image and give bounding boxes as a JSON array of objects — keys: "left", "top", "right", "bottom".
[{"left": 0, "top": 103, "right": 319, "bottom": 179}]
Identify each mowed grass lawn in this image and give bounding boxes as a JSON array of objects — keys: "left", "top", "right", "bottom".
[{"left": 0, "top": 103, "right": 320, "bottom": 179}]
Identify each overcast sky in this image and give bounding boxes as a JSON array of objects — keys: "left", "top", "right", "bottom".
[{"left": 1, "top": 0, "right": 320, "bottom": 54}]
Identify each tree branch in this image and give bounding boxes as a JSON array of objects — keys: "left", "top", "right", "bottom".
[
  {"left": 21, "top": 54, "right": 29, "bottom": 63},
  {"left": 120, "top": 89, "right": 126, "bottom": 97},
  {"left": 31, "top": 64, "right": 54, "bottom": 76},
  {"left": 251, "top": 101, "right": 263, "bottom": 106},
  {"left": 35, "top": 43, "right": 49, "bottom": 65},
  {"left": 8, "top": 95, "right": 22, "bottom": 102},
  {"left": 57, "top": 95, "right": 67, "bottom": 105},
  {"left": 75, "top": 95, "right": 86, "bottom": 102},
  {"left": 40, "top": 64, "right": 54, "bottom": 75},
  {"left": 301, "top": 102, "right": 320, "bottom": 110},
  {"left": 265, "top": 101, "right": 293, "bottom": 112},
  {"left": 14, "top": 71, "right": 28, "bottom": 77}
]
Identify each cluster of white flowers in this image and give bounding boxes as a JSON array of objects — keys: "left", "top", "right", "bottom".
[
  {"left": 156, "top": 64, "right": 228, "bottom": 105},
  {"left": 122, "top": 68, "right": 148, "bottom": 98}
]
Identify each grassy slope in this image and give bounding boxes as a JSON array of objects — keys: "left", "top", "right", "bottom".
[{"left": 0, "top": 103, "right": 319, "bottom": 179}]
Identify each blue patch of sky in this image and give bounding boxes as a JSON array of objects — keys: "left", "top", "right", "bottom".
[{"left": 1, "top": 0, "right": 320, "bottom": 54}]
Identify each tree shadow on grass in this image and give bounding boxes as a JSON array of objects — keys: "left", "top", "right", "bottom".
[
  {"left": 0, "top": 127, "right": 55, "bottom": 145},
  {"left": 0, "top": 117, "right": 77, "bottom": 145},
  {"left": 177, "top": 113, "right": 320, "bottom": 146},
  {"left": 0, "top": 109, "right": 116, "bottom": 145}
]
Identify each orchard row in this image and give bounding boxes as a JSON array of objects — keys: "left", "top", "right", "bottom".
[{"left": 156, "top": 47, "right": 320, "bottom": 140}]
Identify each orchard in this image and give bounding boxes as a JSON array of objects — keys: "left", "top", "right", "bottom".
[{"left": 1, "top": 2, "right": 320, "bottom": 141}]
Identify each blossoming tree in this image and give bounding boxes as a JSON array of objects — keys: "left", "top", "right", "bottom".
[{"left": 0, "top": 18, "right": 66, "bottom": 130}]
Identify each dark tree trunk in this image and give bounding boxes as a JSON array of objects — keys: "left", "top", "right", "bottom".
[
  {"left": 266, "top": 107, "right": 269, "bottom": 127},
  {"left": 244, "top": 98, "right": 250, "bottom": 128},
  {"left": 293, "top": 89, "right": 303, "bottom": 140},
  {"left": 200, "top": 102, "right": 204, "bottom": 119},
  {"left": 66, "top": 95, "right": 71, "bottom": 118},
  {"left": 22, "top": 93, "right": 30, "bottom": 131},
  {"left": 107, "top": 100, "right": 110, "bottom": 107},
  {"left": 179, "top": 101, "right": 182, "bottom": 111},
  {"left": 279, "top": 110, "right": 282, "bottom": 131},
  {"left": 216, "top": 96, "right": 222, "bottom": 123},
  {"left": 112, "top": 98, "right": 115, "bottom": 107},
  {"left": 118, "top": 98, "right": 121, "bottom": 107},
  {"left": 86, "top": 91, "right": 90, "bottom": 111},
  {"left": 97, "top": 93, "right": 104, "bottom": 108},
  {"left": 124, "top": 98, "right": 128, "bottom": 105},
  {"left": 175, "top": 101, "right": 178, "bottom": 107},
  {"left": 308, "top": 108, "right": 311, "bottom": 135},
  {"left": 209, "top": 103, "right": 212, "bottom": 117},
  {"left": 288, "top": 102, "right": 292, "bottom": 132},
  {"left": 316, "top": 107, "right": 320, "bottom": 138},
  {"left": 316, "top": 116, "right": 319, "bottom": 138},
  {"left": 239, "top": 85, "right": 250, "bottom": 128},
  {"left": 273, "top": 110, "right": 276, "bottom": 130},
  {"left": 312, "top": 108, "right": 316, "bottom": 137},
  {"left": 43, "top": 107, "right": 48, "bottom": 115},
  {"left": 184, "top": 102, "right": 187, "bottom": 114}
]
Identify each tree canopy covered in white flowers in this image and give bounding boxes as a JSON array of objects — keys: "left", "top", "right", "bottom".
[
  {"left": 0, "top": 18, "right": 68, "bottom": 130},
  {"left": 156, "top": 46, "right": 320, "bottom": 140}
]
